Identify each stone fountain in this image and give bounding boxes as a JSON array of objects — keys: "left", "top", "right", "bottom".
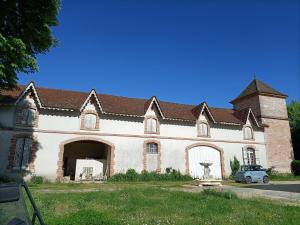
[{"left": 197, "top": 161, "right": 222, "bottom": 186}]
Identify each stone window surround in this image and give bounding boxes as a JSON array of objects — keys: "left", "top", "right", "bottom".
[
  {"left": 56, "top": 136, "right": 115, "bottom": 181},
  {"left": 7, "top": 133, "right": 38, "bottom": 173},
  {"left": 144, "top": 116, "right": 160, "bottom": 134},
  {"left": 15, "top": 105, "right": 39, "bottom": 128},
  {"left": 80, "top": 110, "right": 100, "bottom": 131},
  {"left": 243, "top": 145, "right": 257, "bottom": 165},
  {"left": 143, "top": 139, "right": 161, "bottom": 173},
  {"left": 197, "top": 120, "right": 211, "bottom": 138},
  {"left": 243, "top": 125, "right": 255, "bottom": 140},
  {"left": 185, "top": 142, "right": 225, "bottom": 179}
]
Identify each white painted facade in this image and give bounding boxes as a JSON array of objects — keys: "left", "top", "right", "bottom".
[{"left": 0, "top": 84, "right": 268, "bottom": 181}]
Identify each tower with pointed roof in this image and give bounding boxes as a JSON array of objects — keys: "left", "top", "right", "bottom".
[{"left": 231, "top": 79, "right": 293, "bottom": 172}]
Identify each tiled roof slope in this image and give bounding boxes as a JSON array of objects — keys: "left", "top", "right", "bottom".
[
  {"left": 231, "top": 79, "right": 286, "bottom": 103},
  {"left": 0, "top": 84, "right": 259, "bottom": 125}
]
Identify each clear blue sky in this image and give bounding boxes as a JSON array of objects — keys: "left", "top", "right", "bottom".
[{"left": 19, "top": 0, "right": 300, "bottom": 108}]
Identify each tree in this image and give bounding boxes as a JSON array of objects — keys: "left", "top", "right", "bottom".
[
  {"left": 287, "top": 100, "right": 300, "bottom": 160},
  {"left": 230, "top": 156, "right": 240, "bottom": 178},
  {"left": 0, "top": 0, "right": 60, "bottom": 90}
]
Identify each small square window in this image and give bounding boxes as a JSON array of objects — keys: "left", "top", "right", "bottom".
[{"left": 147, "top": 143, "right": 158, "bottom": 154}]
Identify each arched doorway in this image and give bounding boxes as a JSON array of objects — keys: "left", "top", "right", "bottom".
[
  {"left": 185, "top": 143, "right": 224, "bottom": 179},
  {"left": 56, "top": 137, "right": 115, "bottom": 181}
]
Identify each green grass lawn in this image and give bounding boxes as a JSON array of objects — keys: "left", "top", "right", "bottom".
[
  {"left": 23, "top": 182, "right": 300, "bottom": 225},
  {"left": 269, "top": 174, "right": 300, "bottom": 181}
]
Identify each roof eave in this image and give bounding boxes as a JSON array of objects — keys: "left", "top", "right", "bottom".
[{"left": 230, "top": 92, "right": 287, "bottom": 104}]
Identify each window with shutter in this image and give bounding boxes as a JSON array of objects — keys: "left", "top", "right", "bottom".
[
  {"left": 198, "top": 122, "right": 209, "bottom": 137},
  {"left": 246, "top": 148, "right": 256, "bottom": 165},
  {"left": 244, "top": 126, "right": 253, "bottom": 140},
  {"left": 145, "top": 118, "right": 158, "bottom": 133},
  {"left": 14, "top": 138, "right": 32, "bottom": 169},
  {"left": 20, "top": 108, "right": 36, "bottom": 126},
  {"left": 84, "top": 113, "right": 97, "bottom": 129}
]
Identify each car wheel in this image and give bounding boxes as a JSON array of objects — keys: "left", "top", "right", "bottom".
[
  {"left": 245, "top": 176, "right": 252, "bottom": 184},
  {"left": 263, "top": 176, "right": 269, "bottom": 183}
]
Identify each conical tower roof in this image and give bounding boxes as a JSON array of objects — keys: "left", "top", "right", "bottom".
[{"left": 230, "top": 79, "right": 287, "bottom": 103}]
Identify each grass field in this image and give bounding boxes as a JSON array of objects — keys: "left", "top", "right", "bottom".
[
  {"left": 20, "top": 182, "right": 300, "bottom": 225},
  {"left": 269, "top": 174, "right": 300, "bottom": 181}
]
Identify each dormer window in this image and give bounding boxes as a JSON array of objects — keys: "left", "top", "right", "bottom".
[
  {"left": 197, "top": 121, "right": 210, "bottom": 137},
  {"left": 21, "top": 108, "right": 36, "bottom": 126},
  {"left": 16, "top": 105, "right": 38, "bottom": 127},
  {"left": 84, "top": 113, "right": 97, "bottom": 129},
  {"left": 81, "top": 111, "right": 99, "bottom": 130},
  {"left": 244, "top": 126, "right": 254, "bottom": 140},
  {"left": 145, "top": 117, "right": 159, "bottom": 134}
]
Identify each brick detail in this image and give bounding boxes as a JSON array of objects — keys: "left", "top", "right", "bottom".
[
  {"left": 80, "top": 110, "right": 100, "bottom": 130},
  {"left": 262, "top": 118, "right": 293, "bottom": 172},
  {"left": 233, "top": 92, "right": 293, "bottom": 172},
  {"left": 143, "top": 139, "right": 161, "bottom": 173},
  {"left": 15, "top": 105, "right": 39, "bottom": 128},
  {"left": 185, "top": 142, "right": 225, "bottom": 179},
  {"left": 56, "top": 137, "right": 115, "bottom": 181},
  {"left": 233, "top": 95, "right": 261, "bottom": 117},
  {"left": 7, "top": 133, "right": 38, "bottom": 173},
  {"left": 259, "top": 96, "right": 288, "bottom": 119}
]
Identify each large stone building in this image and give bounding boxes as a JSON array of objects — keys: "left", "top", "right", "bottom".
[{"left": 0, "top": 79, "right": 293, "bottom": 181}]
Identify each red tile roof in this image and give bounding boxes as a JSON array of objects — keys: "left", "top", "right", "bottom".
[{"left": 0, "top": 83, "right": 255, "bottom": 125}]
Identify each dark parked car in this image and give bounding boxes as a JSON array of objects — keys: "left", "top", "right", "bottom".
[{"left": 235, "top": 165, "right": 269, "bottom": 184}]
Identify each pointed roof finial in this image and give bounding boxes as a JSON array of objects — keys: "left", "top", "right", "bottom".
[{"left": 253, "top": 72, "right": 257, "bottom": 80}]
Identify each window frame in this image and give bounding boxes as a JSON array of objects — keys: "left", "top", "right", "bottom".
[
  {"left": 143, "top": 140, "right": 161, "bottom": 173},
  {"left": 246, "top": 148, "right": 256, "bottom": 165},
  {"left": 80, "top": 110, "right": 99, "bottom": 130},
  {"left": 13, "top": 137, "right": 33, "bottom": 170},
  {"left": 16, "top": 106, "right": 38, "bottom": 127},
  {"left": 144, "top": 116, "right": 160, "bottom": 134},
  {"left": 197, "top": 121, "right": 210, "bottom": 137},
  {"left": 147, "top": 143, "right": 158, "bottom": 154},
  {"left": 243, "top": 125, "right": 254, "bottom": 140}
]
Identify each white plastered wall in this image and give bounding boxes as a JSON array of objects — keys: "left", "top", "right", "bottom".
[{"left": 0, "top": 96, "right": 267, "bottom": 180}]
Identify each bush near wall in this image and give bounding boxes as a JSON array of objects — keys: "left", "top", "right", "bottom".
[
  {"left": 291, "top": 160, "right": 300, "bottom": 176},
  {"left": 30, "top": 175, "right": 45, "bottom": 184},
  {"left": 108, "top": 169, "right": 193, "bottom": 182}
]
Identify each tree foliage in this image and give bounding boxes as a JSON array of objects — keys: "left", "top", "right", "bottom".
[
  {"left": 230, "top": 156, "right": 240, "bottom": 178},
  {"left": 0, "top": 0, "right": 60, "bottom": 90},
  {"left": 288, "top": 100, "right": 300, "bottom": 160}
]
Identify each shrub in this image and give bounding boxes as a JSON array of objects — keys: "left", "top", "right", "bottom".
[
  {"left": 125, "top": 169, "right": 139, "bottom": 181},
  {"left": 230, "top": 156, "right": 240, "bottom": 178},
  {"left": 108, "top": 169, "right": 193, "bottom": 182},
  {"left": 266, "top": 166, "right": 278, "bottom": 176},
  {"left": 291, "top": 160, "right": 300, "bottom": 176},
  {"left": 30, "top": 175, "right": 44, "bottom": 184}
]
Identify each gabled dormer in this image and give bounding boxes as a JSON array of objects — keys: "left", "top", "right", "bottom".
[
  {"left": 80, "top": 89, "right": 102, "bottom": 130},
  {"left": 14, "top": 82, "right": 41, "bottom": 128},
  {"left": 193, "top": 102, "right": 215, "bottom": 138},
  {"left": 144, "top": 97, "right": 163, "bottom": 134},
  {"left": 233, "top": 107, "right": 260, "bottom": 140}
]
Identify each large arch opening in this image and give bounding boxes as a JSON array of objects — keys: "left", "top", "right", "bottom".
[
  {"left": 56, "top": 138, "right": 115, "bottom": 181},
  {"left": 185, "top": 143, "right": 224, "bottom": 180}
]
